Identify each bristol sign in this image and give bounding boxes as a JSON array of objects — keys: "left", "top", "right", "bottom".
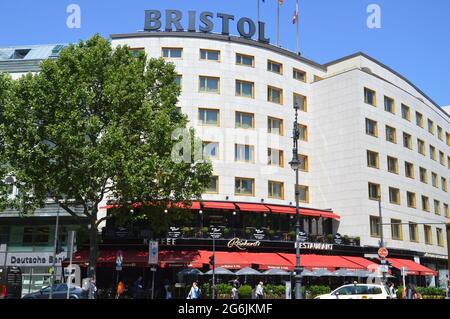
[{"left": 144, "top": 10, "right": 270, "bottom": 44}]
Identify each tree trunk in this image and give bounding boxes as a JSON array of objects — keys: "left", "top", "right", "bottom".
[{"left": 88, "top": 218, "right": 98, "bottom": 280}]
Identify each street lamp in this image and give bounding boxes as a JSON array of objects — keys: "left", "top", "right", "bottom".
[
  {"left": 289, "top": 102, "right": 303, "bottom": 300},
  {"left": 377, "top": 196, "right": 387, "bottom": 285}
]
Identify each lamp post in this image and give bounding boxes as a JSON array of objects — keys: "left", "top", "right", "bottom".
[
  {"left": 49, "top": 204, "right": 61, "bottom": 300},
  {"left": 378, "top": 196, "right": 387, "bottom": 285},
  {"left": 289, "top": 102, "right": 303, "bottom": 300}
]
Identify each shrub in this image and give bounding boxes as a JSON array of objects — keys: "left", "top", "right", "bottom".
[
  {"left": 264, "top": 285, "right": 286, "bottom": 299},
  {"left": 306, "top": 285, "right": 331, "bottom": 299},
  {"left": 238, "top": 285, "right": 253, "bottom": 299},
  {"left": 216, "top": 283, "right": 232, "bottom": 298}
]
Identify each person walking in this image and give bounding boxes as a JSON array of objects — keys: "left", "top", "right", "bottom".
[
  {"left": 187, "top": 282, "right": 200, "bottom": 299},
  {"left": 255, "top": 282, "right": 264, "bottom": 299},
  {"left": 231, "top": 277, "right": 241, "bottom": 299},
  {"left": 116, "top": 281, "right": 124, "bottom": 299},
  {"left": 388, "top": 282, "right": 396, "bottom": 298},
  {"left": 89, "top": 278, "right": 97, "bottom": 299},
  {"left": 163, "top": 280, "right": 173, "bottom": 299},
  {"left": 132, "top": 276, "right": 144, "bottom": 299}
]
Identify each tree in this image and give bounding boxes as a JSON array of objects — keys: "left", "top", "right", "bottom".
[{"left": 0, "top": 34, "right": 213, "bottom": 277}]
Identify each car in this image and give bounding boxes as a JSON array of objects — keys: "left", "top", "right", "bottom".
[
  {"left": 22, "top": 283, "right": 88, "bottom": 299},
  {"left": 314, "top": 283, "right": 394, "bottom": 300}
]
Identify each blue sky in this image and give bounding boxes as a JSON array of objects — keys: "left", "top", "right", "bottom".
[{"left": 1, "top": 0, "right": 449, "bottom": 106}]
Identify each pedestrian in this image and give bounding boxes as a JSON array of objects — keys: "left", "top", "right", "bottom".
[
  {"left": 406, "top": 283, "right": 413, "bottom": 300},
  {"left": 116, "top": 281, "right": 124, "bottom": 299},
  {"left": 187, "top": 282, "right": 200, "bottom": 299},
  {"left": 132, "top": 276, "right": 144, "bottom": 299},
  {"left": 231, "top": 277, "right": 241, "bottom": 299},
  {"left": 89, "top": 278, "right": 97, "bottom": 299},
  {"left": 163, "top": 280, "right": 173, "bottom": 300},
  {"left": 388, "top": 282, "right": 396, "bottom": 298},
  {"left": 255, "top": 281, "right": 264, "bottom": 299}
]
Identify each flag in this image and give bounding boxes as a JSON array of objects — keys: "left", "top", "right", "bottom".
[{"left": 292, "top": 0, "right": 299, "bottom": 24}]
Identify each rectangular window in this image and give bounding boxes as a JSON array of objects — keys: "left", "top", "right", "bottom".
[
  {"left": 267, "top": 86, "right": 283, "bottom": 104},
  {"left": 235, "top": 177, "right": 255, "bottom": 196},
  {"left": 267, "top": 60, "right": 283, "bottom": 74},
  {"left": 236, "top": 80, "right": 254, "bottom": 98},
  {"left": 268, "top": 181, "right": 284, "bottom": 199},
  {"left": 268, "top": 148, "right": 284, "bottom": 167},
  {"left": 175, "top": 75, "right": 182, "bottom": 89},
  {"left": 391, "top": 219, "right": 402, "bottom": 240},
  {"left": 202, "top": 141, "right": 219, "bottom": 160},
  {"left": 235, "top": 144, "right": 255, "bottom": 163},
  {"left": 385, "top": 126, "right": 397, "bottom": 144},
  {"left": 367, "top": 150, "right": 379, "bottom": 168},
  {"left": 23, "top": 227, "right": 50, "bottom": 245},
  {"left": 442, "top": 177, "right": 447, "bottom": 192},
  {"left": 236, "top": 53, "right": 255, "bottom": 67},
  {"left": 293, "top": 93, "right": 307, "bottom": 112},
  {"left": 444, "top": 204, "right": 449, "bottom": 218},
  {"left": 387, "top": 156, "right": 399, "bottom": 174},
  {"left": 428, "top": 119, "right": 435, "bottom": 135},
  {"left": 431, "top": 172, "right": 438, "bottom": 188},
  {"left": 439, "top": 151, "right": 445, "bottom": 166},
  {"left": 200, "top": 49, "right": 220, "bottom": 61},
  {"left": 424, "top": 225, "right": 432, "bottom": 245},
  {"left": 446, "top": 132, "right": 450, "bottom": 146},
  {"left": 384, "top": 96, "right": 395, "bottom": 114},
  {"left": 434, "top": 200, "right": 441, "bottom": 215},
  {"left": 297, "top": 124, "right": 308, "bottom": 141},
  {"left": 370, "top": 216, "right": 381, "bottom": 238},
  {"left": 198, "top": 108, "right": 219, "bottom": 126},
  {"left": 206, "top": 176, "right": 219, "bottom": 194},
  {"left": 419, "top": 167, "right": 428, "bottom": 184},
  {"left": 364, "top": 88, "right": 376, "bottom": 106},
  {"left": 293, "top": 68, "right": 306, "bottom": 82},
  {"left": 389, "top": 187, "right": 400, "bottom": 205},
  {"left": 199, "top": 76, "right": 220, "bottom": 93},
  {"left": 130, "top": 47, "right": 145, "bottom": 57},
  {"left": 417, "top": 139, "right": 425, "bottom": 155},
  {"left": 235, "top": 111, "right": 255, "bottom": 129},
  {"left": 416, "top": 112, "right": 424, "bottom": 128},
  {"left": 405, "top": 162, "right": 414, "bottom": 179},
  {"left": 407, "top": 192, "right": 416, "bottom": 208},
  {"left": 298, "top": 154, "right": 309, "bottom": 172},
  {"left": 368, "top": 182, "right": 381, "bottom": 200},
  {"left": 429, "top": 145, "right": 436, "bottom": 161},
  {"left": 437, "top": 126, "right": 443, "bottom": 141},
  {"left": 403, "top": 132, "right": 412, "bottom": 149},
  {"left": 401, "top": 104, "right": 410, "bottom": 121},
  {"left": 268, "top": 117, "right": 284, "bottom": 136},
  {"left": 162, "top": 47, "right": 182, "bottom": 58},
  {"left": 409, "top": 223, "right": 418, "bottom": 242},
  {"left": 296, "top": 185, "right": 309, "bottom": 203},
  {"left": 422, "top": 195, "right": 430, "bottom": 212},
  {"left": 448, "top": 156, "right": 450, "bottom": 169},
  {"left": 365, "top": 118, "right": 378, "bottom": 137},
  {"left": 437, "top": 228, "right": 444, "bottom": 247}
]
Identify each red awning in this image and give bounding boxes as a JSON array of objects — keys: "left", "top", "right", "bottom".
[
  {"left": 341, "top": 256, "right": 379, "bottom": 271},
  {"left": 243, "top": 252, "right": 294, "bottom": 270},
  {"left": 236, "top": 203, "right": 270, "bottom": 212},
  {"left": 198, "top": 251, "right": 252, "bottom": 270},
  {"left": 265, "top": 205, "right": 296, "bottom": 214},
  {"left": 170, "top": 201, "right": 201, "bottom": 210},
  {"left": 279, "top": 254, "right": 365, "bottom": 271},
  {"left": 70, "top": 250, "right": 149, "bottom": 267},
  {"left": 159, "top": 251, "right": 204, "bottom": 268},
  {"left": 387, "top": 258, "right": 438, "bottom": 276},
  {"left": 202, "top": 201, "right": 236, "bottom": 210}
]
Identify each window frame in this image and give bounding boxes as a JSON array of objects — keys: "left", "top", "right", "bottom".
[
  {"left": 235, "top": 79, "right": 255, "bottom": 98},
  {"left": 293, "top": 68, "right": 307, "bottom": 82},
  {"left": 365, "top": 118, "right": 378, "bottom": 137},
  {"left": 198, "top": 108, "right": 220, "bottom": 127},
  {"left": 403, "top": 132, "right": 412, "bottom": 149},
  {"left": 236, "top": 53, "right": 255, "bottom": 67},
  {"left": 406, "top": 192, "right": 416, "bottom": 208},
  {"left": 388, "top": 187, "right": 401, "bottom": 205},
  {"left": 387, "top": 156, "right": 399, "bottom": 174},
  {"left": 416, "top": 112, "right": 424, "bottom": 128},
  {"left": 384, "top": 96, "right": 395, "bottom": 114},
  {"left": 421, "top": 195, "right": 430, "bottom": 212},
  {"left": 293, "top": 93, "right": 307, "bottom": 112},
  {"left": 235, "top": 177, "right": 255, "bottom": 196},
  {"left": 367, "top": 150, "right": 380, "bottom": 169},
  {"left": 401, "top": 104, "right": 410, "bottom": 121},
  {"left": 268, "top": 116, "right": 284, "bottom": 136},
  {"left": 268, "top": 180, "right": 285, "bottom": 200},
  {"left": 199, "top": 76, "right": 220, "bottom": 94},
  {"left": 267, "top": 148, "right": 285, "bottom": 168},
  {"left": 385, "top": 125, "right": 397, "bottom": 144},
  {"left": 370, "top": 216, "right": 381, "bottom": 238},
  {"left": 390, "top": 218, "right": 403, "bottom": 241},
  {"left": 405, "top": 161, "right": 415, "bottom": 179},
  {"left": 409, "top": 223, "right": 419, "bottom": 243},
  {"left": 235, "top": 111, "right": 255, "bottom": 129},
  {"left": 364, "top": 87, "right": 376, "bottom": 106},
  {"left": 200, "top": 48, "right": 221, "bottom": 62},
  {"left": 267, "top": 85, "right": 284, "bottom": 104},
  {"left": 202, "top": 141, "right": 220, "bottom": 160},
  {"left": 368, "top": 182, "right": 381, "bottom": 200},
  {"left": 267, "top": 59, "right": 283, "bottom": 75},
  {"left": 295, "top": 185, "right": 309, "bottom": 203},
  {"left": 205, "top": 176, "right": 219, "bottom": 194},
  {"left": 235, "top": 144, "right": 255, "bottom": 163},
  {"left": 161, "top": 47, "right": 183, "bottom": 59},
  {"left": 424, "top": 225, "right": 433, "bottom": 245}
]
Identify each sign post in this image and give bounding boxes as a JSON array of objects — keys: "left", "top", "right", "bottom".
[
  {"left": 114, "top": 250, "right": 123, "bottom": 299},
  {"left": 66, "top": 231, "right": 76, "bottom": 299},
  {"left": 148, "top": 241, "right": 158, "bottom": 300}
]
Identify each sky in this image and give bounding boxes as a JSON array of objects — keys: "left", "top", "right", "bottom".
[{"left": 0, "top": 0, "right": 449, "bottom": 106}]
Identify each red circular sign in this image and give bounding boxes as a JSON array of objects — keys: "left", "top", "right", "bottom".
[{"left": 378, "top": 247, "right": 389, "bottom": 258}]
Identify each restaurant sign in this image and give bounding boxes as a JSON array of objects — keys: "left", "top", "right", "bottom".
[
  {"left": 227, "top": 238, "right": 261, "bottom": 251},
  {"left": 295, "top": 242, "right": 333, "bottom": 251}
]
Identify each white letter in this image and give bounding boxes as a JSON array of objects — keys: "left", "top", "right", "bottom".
[
  {"left": 66, "top": 4, "right": 81, "bottom": 29},
  {"left": 366, "top": 4, "right": 381, "bottom": 29}
]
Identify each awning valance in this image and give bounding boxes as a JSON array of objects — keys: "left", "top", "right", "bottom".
[{"left": 386, "top": 258, "right": 438, "bottom": 276}]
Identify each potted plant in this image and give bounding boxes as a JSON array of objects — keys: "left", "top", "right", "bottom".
[
  {"left": 288, "top": 231, "right": 296, "bottom": 241},
  {"left": 245, "top": 228, "right": 252, "bottom": 238},
  {"left": 326, "top": 234, "right": 334, "bottom": 243},
  {"left": 354, "top": 236, "right": 361, "bottom": 246},
  {"left": 267, "top": 229, "right": 275, "bottom": 239},
  {"left": 182, "top": 226, "right": 192, "bottom": 238},
  {"left": 223, "top": 227, "right": 230, "bottom": 237},
  {"left": 201, "top": 227, "right": 209, "bottom": 234}
]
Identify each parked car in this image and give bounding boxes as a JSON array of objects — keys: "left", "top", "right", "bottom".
[
  {"left": 22, "top": 283, "right": 88, "bottom": 299},
  {"left": 315, "top": 283, "right": 393, "bottom": 299}
]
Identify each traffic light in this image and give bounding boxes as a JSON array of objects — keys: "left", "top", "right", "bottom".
[
  {"left": 209, "top": 255, "right": 215, "bottom": 266},
  {"left": 55, "top": 239, "right": 64, "bottom": 254}
]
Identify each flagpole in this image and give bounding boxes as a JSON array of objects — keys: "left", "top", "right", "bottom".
[
  {"left": 277, "top": 1, "right": 280, "bottom": 47},
  {"left": 296, "top": 1, "right": 299, "bottom": 54},
  {"left": 257, "top": 0, "right": 260, "bottom": 22}
]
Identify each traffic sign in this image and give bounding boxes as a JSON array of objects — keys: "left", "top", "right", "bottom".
[
  {"left": 401, "top": 267, "right": 408, "bottom": 276},
  {"left": 378, "top": 247, "right": 389, "bottom": 258},
  {"left": 148, "top": 241, "right": 159, "bottom": 265}
]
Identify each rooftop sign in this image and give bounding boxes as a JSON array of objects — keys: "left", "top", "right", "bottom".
[{"left": 144, "top": 10, "right": 270, "bottom": 44}]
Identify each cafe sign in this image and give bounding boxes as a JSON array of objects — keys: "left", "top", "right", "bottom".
[{"left": 295, "top": 242, "right": 333, "bottom": 251}]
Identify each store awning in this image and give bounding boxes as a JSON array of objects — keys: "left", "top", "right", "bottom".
[
  {"left": 243, "top": 253, "right": 294, "bottom": 270},
  {"left": 159, "top": 251, "right": 204, "bottom": 268},
  {"left": 70, "top": 250, "right": 149, "bottom": 267},
  {"left": 197, "top": 251, "right": 252, "bottom": 270},
  {"left": 236, "top": 203, "right": 270, "bottom": 212},
  {"left": 279, "top": 254, "right": 366, "bottom": 271},
  {"left": 341, "top": 256, "right": 379, "bottom": 271},
  {"left": 202, "top": 201, "right": 236, "bottom": 210},
  {"left": 265, "top": 205, "right": 296, "bottom": 214},
  {"left": 387, "top": 258, "right": 438, "bottom": 276},
  {"left": 265, "top": 205, "right": 340, "bottom": 220}
]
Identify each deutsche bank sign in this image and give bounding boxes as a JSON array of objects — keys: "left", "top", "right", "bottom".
[{"left": 144, "top": 10, "right": 270, "bottom": 44}]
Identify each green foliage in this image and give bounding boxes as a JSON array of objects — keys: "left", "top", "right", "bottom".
[
  {"left": 216, "top": 283, "right": 232, "bottom": 298},
  {"left": 238, "top": 285, "right": 253, "bottom": 299},
  {"left": 305, "top": 285, "right": 331, "bottom": 299},
  {"left": 396, "top": 286, "right": 445, "bottom": 299},
  {"left": 265, "top": 284, "right": 286, "bottom": 299}
]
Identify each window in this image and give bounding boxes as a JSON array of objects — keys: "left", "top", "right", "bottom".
[
  {"left": 428, "top": 119, "right": 435, "bottom": 135},
  {"left": 401, "top": 104, "right": 410, "bottom": 121},
  {"left": 416, "top": 112, "right": 424, "bottom": 128},
  {"left": 403, "top": 132, "right": 412, "bottom": 149},
  {"left": 267, "top": 60, "right": 283, "bottom": 74},
  {"left": 391, "top": 219, "right": 402, "bottom": 240},
  {"left": 437, "top": 228, "right": 444, "bottom": 246},
  {"left": 298, "top": 154, "right": 309, "bottom": 172},
  {"left": 437, "top": 126, "right": 443, "bottom": 141},
  {"left": 267, "top": 86, "right": 283, "bottom": 104},
  {"left": 206, "top": 176, "right": 219, "bottom": 194},
  {"left": 419, "top": 167, "right": 428, "bottom": 184},
  {"left": 202, "top": 142, "right": 219, "bottom": 160},
  {"left": 175, "top": 75, "right": 182, "bottom": 89},
  {"left": 387, "top": 156, "right": 399, "bottom": 174},
  {"left": 235, "top": 80, "right": 254, "bottom": 98},
  {"left": 405, "top": 162, "right": 414, "bottom": 179},
  {"left": 297, "top": 124, "right": 308, "bottom": 141},
  {"left": 365, "top": 118, "right": 378, "bottom": 137},
  {"left": 198, "top": 108, "right": 219, "bottom": 126},
  {"left": 162, "top": 47, "right": 182, "bottom": 58},
  {"left": 293, "top": 68, "right": 306, "bottom": 82},
  {"left": 409, "top": 223, "right": 418, "bottom": 242},
  {"left": 236, "top": 53, "right": 254, "bottom": 67},
  {"left": 431, "top": 172, "right": 438, "bottom": 188},
  {"left": 235, "top": 144, "right": 255, "bottom": 163},
  {"left": 434, "top": 200, "right": 441, "bottom": 215},
  {"left": 235, "top": 111, "right": 255, "bottom": 129},
  {"left": 442, "top": 177, "right": 447, "bottom": 192},
  {"left": 384, "top": 96, "right": 395, "bottom": 114},
  {"left": 295, "top": 185, "right": 309, "bottom": 203},
  {"left": 364, "top": 88, "right": 376, "bottom": 106},
  {"left": 444, "top": 204, "right": 449, "bottom": 218},
  {"left": 199, "top": 76, "right": 220, "bottom": 93},
  {"left": 385, "top": 126, "right": 397, "bottom": 144},
  {"left": 268, "top": 117, "right": 284, "bottom": 135},
  {"left": 12, "top": 49, "right": 31, "bottom": 59},
  {"left": 268, "top": 181, "right": 284, "bottom": 199},
  {"left": 389, "top": 187, "right": 400, "bottom": 205},
  {"left": 439, "top": 151, "right": 445, "bottom": 166},
  {"left": 200, "top": 49, "right": 220, "bottom": 61},
  {"left": 22, "top": 227, "right": 50, "bottom": 245},
  {"left": 367, "top": 150, "right": 379, "bottom": 169},
  {"left": 268, "top": 148, "right": 284, "bottom": 167},
  {"left": 370, "top": 216, "right": 381, "bottom": 238},
  {"left": 417, "top": 139, "right": 425, "bottom": 155},
  {"left": 235, "top": 177, "right": 255, "bottom": 196},
  {"left": 130, "top": 47, "right": 145, "bottom": 57},
  {"left": 368, "top": 182, "right": 381, "bottom": 200},
  {"left": 424, "top": 225, "right": 432, "bottom": 245},
  {"left": 446, "top": 132, "right": 450, "bottom": 146},
  {"left": 422, "top": 195, "right": 430, "bottom": 212},
  {"left": 293, "top": 93, "right": 307, "bottom": 112},
  {"left": 429, "top": 145, "right": 436, "bottom": 161},
  {"left": 448, "top": 156, "right": 450, "bottom": 169},
  {"left": 406, "top": 192, "right": 416, "bottom": 208}
]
